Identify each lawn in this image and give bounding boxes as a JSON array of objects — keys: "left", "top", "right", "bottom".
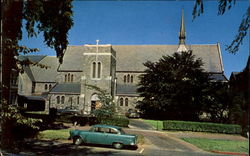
[
  {"left": 39, "top": 129, "right": 71, "bottom": 140},
  {"left": 182, "top": 138, "right": 249, "bottom": 153},
  {"left": 143, "top": 119, "right": 163, "bottom": 130}
]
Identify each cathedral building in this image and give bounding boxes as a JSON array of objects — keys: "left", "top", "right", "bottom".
[{"left": 18, "top": 11, "right": 227, "bottom": 114}]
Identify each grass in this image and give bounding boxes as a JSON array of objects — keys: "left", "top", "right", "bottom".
[
  {"left": 38, "top": 129, "right": 71, "bottom": 140},
  {"left": 182, "top": 138, "right": 249, "bottom": 153},
  {"left": 143, "top": 119, "right": 163, "bottom": 130}
]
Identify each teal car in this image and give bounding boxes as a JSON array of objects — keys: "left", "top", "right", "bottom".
[{"left": 69, "top": 124, "right": 137, "bottom": 149}]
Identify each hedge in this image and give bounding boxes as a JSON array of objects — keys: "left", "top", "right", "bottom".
[
  {"left": 99, "top": 116, "right": 129, "bottom": 127},
  {"left": 163, "top": 120, "right": 242, "bottom": 134}
]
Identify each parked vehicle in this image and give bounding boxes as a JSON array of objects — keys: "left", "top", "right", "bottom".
[
  {"left": 69, "top": 124, "right": 137, "bottom": 149},
  {"left": 57, "top": 106, "right": 81, "bottom": 116},
  {"left": 125, "top": 109, "right": 140, "bottom": 118}
]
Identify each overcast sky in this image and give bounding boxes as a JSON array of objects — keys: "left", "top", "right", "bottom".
[{"left": 20, "top": 1, "right": 249, "bottom": 78}]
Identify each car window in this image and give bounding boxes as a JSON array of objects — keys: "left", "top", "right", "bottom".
[{"left": 109, "top": 128, "right": 119, "bottom": 134}]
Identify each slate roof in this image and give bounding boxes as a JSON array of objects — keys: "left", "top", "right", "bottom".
[
  {"left": 209, "top": 73, "right": 228, "bottom": 82},
  {"left": 58, "top": 46, "right": 85, "bottom": 71},
  {"left": 58, "top": 44, "right": 223, "bottom": 73},
  {"left": 116, "top": 84, "right": 138, "bottom": 95},
  {"left": 112, "top": 44, "right": 224, "bottom": 73},
  {"left": 50, "top": 83, "right": 81, "bottom": 94},
  {"left": 20, "top": 55, "right": 59, "bottom": 82}
]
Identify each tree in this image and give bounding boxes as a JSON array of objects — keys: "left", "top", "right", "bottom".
[
  {"left": 193, "top": 0, "right": 249, "bottom": 54},
  {"left": 136, "top": 51, "right": 211, "bottom": 121},
  {"left": 86, "top": 85, "right": 116, "bottom": 120},
  {"left": 201, "top": 82, "right": 230, "bottom": 123},
  {"left": 1, "top": 0, "right": 73, "bottom": 150}
]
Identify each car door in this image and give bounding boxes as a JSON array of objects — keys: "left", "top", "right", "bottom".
[
  {"left": 105, "top": 128, "right": 121, "bottom": 145},
  {"left": 86, "top": 127, "right": 109, "bottom": 145}
]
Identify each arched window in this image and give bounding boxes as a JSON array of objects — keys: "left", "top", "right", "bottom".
[
  {"left": 97, "top": 62, "right": 101, "bottom": 78},
  {"left": 61, "top": 96, "right": 65, "bottom": 104},
  {"left": 92, "top": 62, "right": 96, "bottom": 78},
  {"left": 71, "top": 74, "right": 73, "bottom": 82},
  {"left": 127, "top": 74, "right": 130, "bottom": 83},
  {"left": 68, "top": 73, "right": 70, "bottom": 82},
  {"left": 45, "top": 84, "right": 48, "bottom": 90},
  {"left": 56, "top": 96, "right": 60, "bottom": 104},
  {"left": 125, "top": 98, "right": 128, "bottom": 106},
  {"left": 77, "top": 96, "right": 79, "bottom": 104},
  {"left": 65, "top": 75, "right": 67, "bottom": 82},
  {"left": 124, "top": 75, "right": 126, "bottom": 83},
  {"left": 120, "top": 98, "right": 123, "bottom": 106},
  {"left": 49, "top": 84, "right": 52, "bottom": 90},
  {"left": 131, "top": 75, "right": 133, "bottom": 83}
]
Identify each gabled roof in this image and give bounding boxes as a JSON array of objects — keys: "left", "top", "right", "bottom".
[
  {"left": 59, "top": 44, "right": 224, "bottom": 74},
  {"left": 19, "top": 55, "right": 59, "bottom": 82},
  {"left": 116, "top": 84, "right": 138, "bottom": 95},
  {"left": 112, "top": 44, "right": 224, "bottom": 73},
  {"left": 58, "top": 46, "right": 85, "bottom": 71},
  {"left": 50, "top": 83, "right": 81, "bottom": 94}
]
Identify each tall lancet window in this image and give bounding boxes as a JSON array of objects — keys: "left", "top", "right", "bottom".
[
  {"left": 97, "top": 62, "right": 101, "bottom": 78},
  {"left": 92, "top": 62, "right": 96, "bottom": 78}
]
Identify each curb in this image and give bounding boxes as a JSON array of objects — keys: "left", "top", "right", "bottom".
[{"left": 211, "top": 151, "right": 249, "bottom": 156}]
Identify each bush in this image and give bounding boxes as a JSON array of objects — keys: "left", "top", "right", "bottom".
[
  {"left": 99, "top": 116, "right": 129, "bottom": 127},
  {"left": 163, "top": 120, "right": 242, "bottom": 134}
]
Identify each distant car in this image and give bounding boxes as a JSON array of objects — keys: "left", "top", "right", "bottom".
[
  {"left": 57, "top": 107, "right": 81, "bottom": 116},
  {"left": 125, "top": 109, "right": 140, "bottom": 118},
  {"left": 69, "top": 124, "right": 138, "bottom": 149}
]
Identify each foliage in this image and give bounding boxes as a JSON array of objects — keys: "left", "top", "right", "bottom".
[
  {"left": 86, "top": 84, "right": 117, "bottom": 120},
  {"left": 182, "top": 138, "right": 249, "bottom": 153},
  {"left": 192, "top": 0, "right": 249, "bottom": 54},
  {"left": 100, "top": 116, "right": 129, "bottom": 127},
  {"left": 1, "top": 0, "right": 73, "bottom": 150},
  {"left": 137, "top": 51, "right": 211, "bottom": 121},
  {"left": 0, "top": 105, "right": 42, "bottom": 150},
  {"left": 201, "top": 82, "right": 230, "bottom": 123},
  {"left": 143, "top": 120, "right": 163, "bottom": 130},
  {"left": 163, "top": 120, "right": 242, "bottom": 134}
]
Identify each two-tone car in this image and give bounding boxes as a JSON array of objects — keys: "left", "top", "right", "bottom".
[{"left": 69, "top": 124, "right": 137, "bottom": 149}]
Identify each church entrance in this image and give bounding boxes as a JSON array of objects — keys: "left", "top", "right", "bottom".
[{"left": 90, "top": 94, "right": 101, "bottom": 112}]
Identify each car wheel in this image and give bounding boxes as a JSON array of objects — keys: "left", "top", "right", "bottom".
[
  {"left": 113, "top": 142, "right": 123, "bottom": 149},
  {"left": 73, "top": 136, "right": 83, "bottom": 145}
]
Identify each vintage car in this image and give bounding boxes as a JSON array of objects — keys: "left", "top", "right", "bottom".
[{"left": 69, "top": 124, "right": 137, "bottom": 149}]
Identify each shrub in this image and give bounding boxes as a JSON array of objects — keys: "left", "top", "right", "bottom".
[
  {"left": 163, "top": 120, "right": 242, "bottom": 134},
  {"left": 99, "top": 116, "right": 129, "bottom": 127}
]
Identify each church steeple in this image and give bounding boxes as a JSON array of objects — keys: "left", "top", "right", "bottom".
[{"left": 177, "top": 9, "right": 187, "bottom": 52}]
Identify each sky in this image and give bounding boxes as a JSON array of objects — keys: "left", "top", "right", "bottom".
[{"left": 20, "top": 0, "right": 250, "bottom": 79}]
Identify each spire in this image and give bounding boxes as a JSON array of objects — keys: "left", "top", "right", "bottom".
[
  {"left": 177, "top": 9, "right": 187, "bottom": 52},
  {"left": 179, "top": 9, "right": 186, "bottom": 45}
]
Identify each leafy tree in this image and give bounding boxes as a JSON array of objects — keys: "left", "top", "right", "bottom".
[
  {"left": 193, "top": 0, "right": 249, "bottom": 54},
  {"left": 137, "top": 51, "right": 211, "bottom": 121},
  {"left": 86, "top": 85, "right": 116, "bottom": 120},
  {"left": 201, "top": 82, "right": 230, "bottom": 123},
  {"left": 1, "top": 0, "right": 73, "bottom": 150}
]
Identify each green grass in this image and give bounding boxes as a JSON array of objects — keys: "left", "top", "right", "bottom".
[
  {"left": 143, "top": 119, "right": 163, "bottom": 130},
  {"left": 182, "top": 138, "right": 249, "bottom": 153},
  {"left": 38, "top": 129, "right": 71, "bottom": 140}
]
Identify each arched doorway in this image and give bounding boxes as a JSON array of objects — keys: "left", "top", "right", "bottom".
[{"left": 90, "top": 94, "right": 101, "bottom": 112}]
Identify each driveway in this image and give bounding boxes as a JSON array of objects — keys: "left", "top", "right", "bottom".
[{"left": 126, "top": 119, "right": 229, "bottom": 156}]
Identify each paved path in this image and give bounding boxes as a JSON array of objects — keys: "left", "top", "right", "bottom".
[{"left": 128, "top": 119, "right": 156, "bottom": 130}]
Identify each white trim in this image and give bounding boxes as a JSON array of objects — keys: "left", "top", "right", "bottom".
[
  {"left": 83, "top": 53, "right": 112, "bottom": 56},
  {"left": 217, "top": 42, "right": 224, "bottom": 72}
]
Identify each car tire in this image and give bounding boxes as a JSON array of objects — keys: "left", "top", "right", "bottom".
[
  {"left": 113, "top": 142, "right": 123, "bottom": 149},
  {"left": 73, "top": 136, "right": 83, "bottom": 145}
]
